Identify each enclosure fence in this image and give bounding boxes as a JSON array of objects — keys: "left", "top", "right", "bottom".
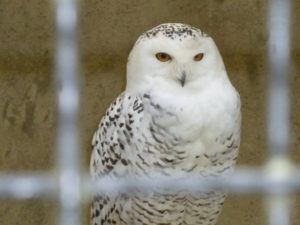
[{"left": 0, "top": 0, "right": 299, "bottom": 225}]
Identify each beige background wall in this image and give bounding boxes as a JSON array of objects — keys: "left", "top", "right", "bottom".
[{"left": 0, "top": 0, "right": 299, "bottom": 224}]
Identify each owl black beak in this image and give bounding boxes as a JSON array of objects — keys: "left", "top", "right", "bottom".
[{"left": 179, "top": 71, "right": 186, "bottom": 87}]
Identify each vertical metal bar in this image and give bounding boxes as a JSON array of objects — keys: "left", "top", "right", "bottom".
[
  {"left": 267, "top": 0, "right": 291, "bottom": 156},
  {"left": 267, "top": 194, "right": 291, "bottom": 225},
  {"left": 267, "top": 0, "right": 292, "bottom": 225},
  {"left": 55, "top": 0, "right": 81, "bottom": 225}
]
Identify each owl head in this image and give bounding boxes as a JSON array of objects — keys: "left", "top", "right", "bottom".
[{"left": 126, "top": 23, "right": 227, "bottom": 94}]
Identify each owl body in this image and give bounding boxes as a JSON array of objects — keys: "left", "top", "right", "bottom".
[{"left": 90, "top": 23, "right": 241, "bottom": 225}]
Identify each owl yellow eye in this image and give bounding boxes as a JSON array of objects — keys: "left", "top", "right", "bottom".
[
  {"left": 194, "top": 53, "right": 204, "bottom": 61},
  {"left": 155, "top": 52, "right": 172, "bottom": 62}
]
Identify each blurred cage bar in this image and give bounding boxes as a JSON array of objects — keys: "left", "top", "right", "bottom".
[{"left": 0, "top": 0, "right": 298, "bottom": 225}]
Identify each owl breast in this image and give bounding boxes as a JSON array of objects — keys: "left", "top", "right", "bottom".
[{"left": 129, "top": 88, "right": 240, "bottom": 178}]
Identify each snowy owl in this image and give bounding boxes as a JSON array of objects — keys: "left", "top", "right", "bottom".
[{"left": 90, "top": 23, "right": 241, "bottom": 225}]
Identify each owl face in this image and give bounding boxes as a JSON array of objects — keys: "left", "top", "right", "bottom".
[{"left": 126, "top": 23, "right": 226, "bottom": 93}]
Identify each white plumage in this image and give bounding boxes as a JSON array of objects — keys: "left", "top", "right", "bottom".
[{"left": 90, "top": 23, "right": 241, "bottom": 225}]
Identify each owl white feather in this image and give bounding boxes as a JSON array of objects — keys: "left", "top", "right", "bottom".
[{"left": 90, "top": 23, "right": 241, "bottom": 225}]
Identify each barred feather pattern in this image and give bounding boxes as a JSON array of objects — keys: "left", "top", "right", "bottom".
[{"left": 90, "top": 91, "right": 240, "bottom": 225}]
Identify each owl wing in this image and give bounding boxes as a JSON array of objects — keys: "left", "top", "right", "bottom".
[{"left": 90, "top": 92, "right": 146, "bottom": 225}]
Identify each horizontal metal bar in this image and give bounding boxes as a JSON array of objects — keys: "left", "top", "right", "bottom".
[
  {"left": 1, "top": 165, "right": 299, "bottom": 199},
  {"left": 89, "top": 167, "right": 300, "bottom": 195},
  {"left": 0, "top": 173, "right": 56, "bottom": 199}
]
